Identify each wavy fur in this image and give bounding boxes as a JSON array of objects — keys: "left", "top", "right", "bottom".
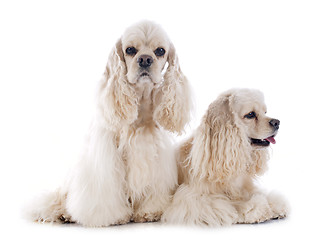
[
  {"left": 98, "top": 39, "right": 138, "bottom": 130},
  {"left": 163, "top": 88, "right": 289, "bottom": 226},
  {"left": 25, "top": 21, "right": 192, "bottom": 227},
  {"left": 153, "top": 44, "right": 192, "bottom": 133}
]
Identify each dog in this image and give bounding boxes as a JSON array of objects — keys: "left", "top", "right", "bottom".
[
  {"left": 162, "top": 88, "right": 288, "bottom": 226},
  {"left": 25, "top": 20, "right": 192, "bottom": 227}
]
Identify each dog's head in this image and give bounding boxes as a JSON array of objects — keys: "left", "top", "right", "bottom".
[
  {"left": 190, "top": 88, "right": 278, "bottom": 182},
  {"left": 120, "top": 21, "right": 170, "bottom": 85},
  {"left": 98, "top": 20, "right": 191, "bottom": 133},
  {"left": 231, "top": 89, "right": 280, "bottom": 149}
]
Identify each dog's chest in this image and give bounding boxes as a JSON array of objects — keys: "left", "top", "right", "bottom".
[
  {"left": 120, "top": 126, "right": 159, "bottom": 192},
  {"left": 119, "top": 125, "right": 176, "bottom": 197}
]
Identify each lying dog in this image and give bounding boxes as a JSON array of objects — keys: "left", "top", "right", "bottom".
[{"left": 163, "top": 88, "right": 289, "bottom": 226}]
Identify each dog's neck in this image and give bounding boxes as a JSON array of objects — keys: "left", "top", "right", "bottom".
[{"left": 131, "top": 81, "right": 156, "bottom": 128}]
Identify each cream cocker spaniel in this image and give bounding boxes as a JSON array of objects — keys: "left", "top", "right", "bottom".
[
  {"left": 162, "top": 88, "right": 289, "bottom": 226},
  {"left": 26, "top": 21, "right": 191, "bottom": 227}
]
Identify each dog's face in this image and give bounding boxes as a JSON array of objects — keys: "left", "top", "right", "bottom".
[
  {"left": 232, "top": 90, "right": 280, "bottom": 148},
  {"left": 121, "top": 22, "right": 170, "bottom": 85}
]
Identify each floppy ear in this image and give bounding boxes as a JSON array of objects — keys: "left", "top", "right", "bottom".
[
  {"left": 190, "top": 94, "right": 251, "bottom": 183},
  {"left": 97, "top": 39, "right": 138, "bottom": 130},
  {"left": 153, "top": 43, "right": 192, "bottom": 134}
]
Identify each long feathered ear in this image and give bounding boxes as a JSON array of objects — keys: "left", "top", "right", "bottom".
[
  {"left": 153, "top": 43, "right": 192, "bottom": 134},
  {"left": 190, "top": 94, "right": 251, "bottom": 183},
  {"left": 97, "top": 39, "right": 138, "bottom": 130}
]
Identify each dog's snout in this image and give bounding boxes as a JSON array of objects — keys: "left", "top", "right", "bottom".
[
  {"left": 269, "top": 119, "right": 280, "bottom": 130},
  {"left": 137, "top": 55, "right": 153, "bottom": 68}
]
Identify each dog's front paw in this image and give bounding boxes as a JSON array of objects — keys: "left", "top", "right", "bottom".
[
  {"left": 109, "top": 215, "right": 132, "bottom": 226},
  {"left": 237, "top": 194, "right": 273, "bottom": 224},
  {"left": 58, "top": 214, "right": 75, "bottom": 224},
  {"left": 132, "top": 211, "right": 162, "bottom": 223},
  {"left": 237, "top": 192, "right": 289, "bottom": 224},
  {"left": 267, "top": 192, "right": 289, "bottom": 220}
]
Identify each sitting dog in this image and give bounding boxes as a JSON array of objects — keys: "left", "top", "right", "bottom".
[
  {"left": 162, "top": 88, "right": 288, "bottom": 226},
  {"left": 25, "top": 20, "right": 192, "bottom": 227}
]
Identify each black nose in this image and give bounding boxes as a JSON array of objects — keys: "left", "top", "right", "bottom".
[
  {"left": 269, "top": 119, "right": 280, "bottom": 130},
  {"left": 137, "top": 55, "right": 153, "bottom": 68}
]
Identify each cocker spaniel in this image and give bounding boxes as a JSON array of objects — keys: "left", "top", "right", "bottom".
[
  {"left": 26, "top": 21, "right": 191, "bottom": 227},
  {"left": 162, "top": 88, "right": 288, "bottom": 226}
]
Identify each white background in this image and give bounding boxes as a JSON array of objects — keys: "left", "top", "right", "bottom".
[{"left": 1, "top": 0, "right": 332, "bottom": 239}]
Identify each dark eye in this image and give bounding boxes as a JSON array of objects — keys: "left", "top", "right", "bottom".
[
  {"left": 154, "top": 47, "right": 165, "bottom": 57},
  {"left": 126, "top": 47, "right": 137, "bottom": 56},
  {"left": 244, "top": 111, "right": 256, "bottom": 119}
]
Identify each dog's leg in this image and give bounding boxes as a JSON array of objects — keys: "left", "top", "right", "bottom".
[
  {"left": 235, "top": 191, "right": 289, "bottom": 224},
  {"left": 126, "top": 129, "right": 178, "bottom": 223},
  {"left": 267, "top": 191, "right": 289, "bottom": 220},
  {"left": 66, "top": 127, "right": 132, "bottom": 227},
  {"left": 162, "top": 184, "right": 238, "bottom": 226},
  {"left": 132, "top": 191, "right": 172, "bottom": 223}
]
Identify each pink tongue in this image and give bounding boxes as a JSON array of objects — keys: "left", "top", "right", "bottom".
[{"left": 265, "top": 136, "right": 276, "bottom": 144}]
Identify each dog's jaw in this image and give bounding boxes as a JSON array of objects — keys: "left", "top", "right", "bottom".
[{"left": 250, "top": 134, "right": 277, "bottom": 148}]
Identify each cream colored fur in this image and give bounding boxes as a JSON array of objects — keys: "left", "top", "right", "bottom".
[
  {"left": 162, "top": 88, "right": 289, "bottom": 226},
  {"left": 25, "top": 21, "right": 192, "bottom": 227}
]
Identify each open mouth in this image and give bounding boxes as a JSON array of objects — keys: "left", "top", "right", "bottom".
[
  {"left": 250, "top": 135, "right": 276, "bottom": 147},
  {"left": 139, "top": 72, "right": 150, "bottom": 78}
]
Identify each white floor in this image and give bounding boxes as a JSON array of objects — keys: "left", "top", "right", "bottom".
[{"left": 3, "top": 209, "right": 324, "bottom": 240}]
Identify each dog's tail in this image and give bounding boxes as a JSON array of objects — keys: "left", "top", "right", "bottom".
[{"left": 23, "top": 188, "right": 72, "bottom": 223}]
